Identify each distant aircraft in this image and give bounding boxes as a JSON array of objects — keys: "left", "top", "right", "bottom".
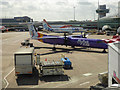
[
  {"left": 0, "top": 26, "right": 8, "bottom": 33},
  {"left": 28, "top": 23, "right": 120, "bottom": 52},
  {"left": 117, "top": 27, "right": 120, "bottom": 35},
  {"left": 42, "top": 19, "right": 86, "bottom": 34},
  {"left": 50, "top": 25, "right": 72, "bottom": 28},
  {"left": 102, "top": 25, "right": 112, "bottom": 31}
]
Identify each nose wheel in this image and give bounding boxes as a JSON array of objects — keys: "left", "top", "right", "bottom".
[
  {"left": 71, "top": 46, "right": 75, "bottom": 48},
  {"left": 102, "top": 49, "right": 106, "bottom": 53},
  {"left": 52, "top": 45, "right": 56, "bottom": 51}
]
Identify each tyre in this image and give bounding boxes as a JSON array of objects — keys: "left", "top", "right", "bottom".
[{"left": 29, "top": 43, "right": 33, "bottom": 47}]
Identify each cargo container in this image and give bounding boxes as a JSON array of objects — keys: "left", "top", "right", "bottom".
[
  {"left": 14, "top": 47, "right": 35, "bottom": 75},
  {"left": 39, "top": 60, "right": 64, "bottom": 76}
]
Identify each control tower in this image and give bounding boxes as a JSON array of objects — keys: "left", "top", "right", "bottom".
[
  {"left": 118, "top": 1, "right": 120, "bottom": 17},
  {"left": 96, "top": 5, "right": 109, "bottom": 18}
]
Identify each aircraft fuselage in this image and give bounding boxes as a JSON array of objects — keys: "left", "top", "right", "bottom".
[{"left": 36, "top": 35, "right": 108, "bottom": 49}]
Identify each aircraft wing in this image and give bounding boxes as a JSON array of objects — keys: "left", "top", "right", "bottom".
[{"left": 32, "top": 36, "right": 63, "bottom": 40}]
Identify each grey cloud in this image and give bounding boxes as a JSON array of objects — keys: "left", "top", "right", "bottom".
[
  {"left": 56, "top": 1, "right": 66, "bottom": 5},
  {"left": 107, "top": 4, "right": 118, "bottom": 16},
  {"left": 78, "top": 1, "right": 93, "bottom": 5},
  {"left": 0, "top": 1, "right": 9, "bottom": 6},
  {"left": 108, "top": 4, "right": 117, "bottom": 9},
  {"left": 56, "top": 0, "right": 69, "bottom": 6},
  {"left": 39, "top": 2, "right": 47, "bottom": 5},
  {"left": 21, "top": 5, "right": 37, "bottom": 12}
]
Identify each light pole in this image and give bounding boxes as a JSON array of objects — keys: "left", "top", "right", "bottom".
[
  {"left": 97, "top": 0, "right": 100, "bottom": 31},
  {"left": 74, "top": 6, "right": 75, "bottom": 21},
  {"left": 94, "top": 12, "right": 95, "bottom": 21}
]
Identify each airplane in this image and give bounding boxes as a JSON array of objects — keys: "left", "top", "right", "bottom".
[
  {"left": 102, "top": 25, "right": 112, "bottom": 31},
  {"left": 0, "top": 26, "right": 8, "bottom": 33},
  {"left": 117, "top": 27, "right": 120, "bottom": 35},
  {"left": 27, "top": 23, "right": 120, "bottom": 52},
  {"left": 50, "top": 25, "right": 72, "bottom": 28},
  {"left": 42, "top": 19, "right": 86, "bottom": 34}
]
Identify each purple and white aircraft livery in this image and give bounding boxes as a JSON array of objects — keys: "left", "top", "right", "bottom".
[{"left": 28, "top": 23, "right": 120, "bottom": 52}]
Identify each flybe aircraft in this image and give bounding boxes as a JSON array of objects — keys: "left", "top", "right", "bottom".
[{"left": 28, "top": 23, "right": 120, "bottom": 52}]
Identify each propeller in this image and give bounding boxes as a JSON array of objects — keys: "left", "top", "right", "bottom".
[
  {"left": 82, "top": 32, "right": 89, "bottom": 38},
  {"left": 64, "top": 33, "right": 68, "bottom": 47}
]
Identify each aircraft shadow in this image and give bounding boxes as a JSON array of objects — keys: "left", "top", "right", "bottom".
[
  {"left": 16, "top": 67, "right": 39, "bottom": 86},
  {"left": 39, "top": 74, "right": 70, "bottom": 82},
  {"left": 34, "top": 46, "right": 107, "bottom": 56}
]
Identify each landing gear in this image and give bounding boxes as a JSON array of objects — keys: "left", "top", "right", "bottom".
[
  {"left": 71, "top": 46, "right": 75, "bottom": 48},
  {"left": 52, "top": 45, "right": 56, "bottom": 51},
  {"left": 102, "top": 49, "right": 106, "bottom": 53}
]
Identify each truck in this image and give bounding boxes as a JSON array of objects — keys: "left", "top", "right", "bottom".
[
  {"left": 90, "top": 41, "right": 120, "bottom": 90},
  {"left": 39, "top": 60, "right": 64, "bottom": 76},
  {"left": 14, "top": 48, "right": 64, "bottom": 76},
  {"left": 21, "top": 39, "right": 34, "bottom": 47},
  {"left": 14, "top": 47, "right": 35, "bottom": 75},
  {"left": 108, "top": 41, "right": 120, "bottom": 87}
]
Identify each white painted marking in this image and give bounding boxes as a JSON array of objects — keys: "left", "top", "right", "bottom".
[
  {"left": 31, "top": 85, "right": 39, "bottom": 88},
  {"left": 31, "top": 82, "right": 49, "bottom": 88},
  {"left": 79, "top": 81, "right": 90, "bottom": 86},
  {"left": 2, "top": 79, "right": 6, "bottom": 84},
  {"left": 4, "top": 68, "right": 15, "bottom": 90},
  {"left": 32, "top": 78, "right": 78, "bottom": 88},
  {"left": 54, "top": 79, "right": 78, "bottom": 88},
  {"left": 83, "top": 73, "right": 92, "bottom": 76}
]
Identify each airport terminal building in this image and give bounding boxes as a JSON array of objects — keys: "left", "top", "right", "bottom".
[
  {"left": 1, "top": 16, "right": 33, "bottom": 23},
  {"left": 0, "top": 16, "right": 33, "bottom": 30}
]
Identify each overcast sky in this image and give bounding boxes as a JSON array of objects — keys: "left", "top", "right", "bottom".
[{"left": 0, "top": 0, "right": 119, "bottom": 21}]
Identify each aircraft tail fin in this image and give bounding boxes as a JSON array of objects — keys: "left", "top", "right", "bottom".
[
  {"left": 28, "top": 22, "right": 47, "bottom": 39},
  {"left": 28, "top": 23, "right": 38, "bottom": 38},
  {"left": 43, "top": 19, "right": 53, "bottom": 31}
]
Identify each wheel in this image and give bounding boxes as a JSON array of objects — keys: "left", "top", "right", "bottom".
[
  {"left": 29, "top": 43, "right": 33, "bottom": 47},
  {"left": 2, "top": 31, "right": 4, "bottom": 33},
  {"left": 39, "top": 73, "right": 42, "bottom": 77},
  {"left": 21, "top": 42, "right": 25, "bottom": 46},
  {"left": 52, "top": 47, "right": 56, "bottom": 51},
  {"left": 102, "top": 49, "right": 107, "bottom": 53},
  {"left": 71, "top": 46, "right": 75, "bottom": 48}
]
